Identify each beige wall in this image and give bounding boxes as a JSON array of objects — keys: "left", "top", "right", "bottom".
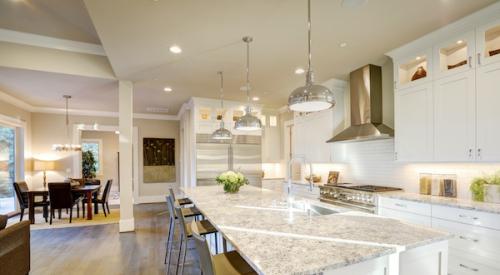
[
  {"left": 29, "top": 112, "right": 180, "bottom": 198},
  {"left": 81, "top": 130, "right": 119, "bottom": 190}
]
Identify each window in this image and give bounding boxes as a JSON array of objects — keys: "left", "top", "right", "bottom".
[
  {"left": 0, "top": 125, "right": 15, "bottom": 215},
  {"left": 82, "top": 139, "right": 102, "bottom": 175}
]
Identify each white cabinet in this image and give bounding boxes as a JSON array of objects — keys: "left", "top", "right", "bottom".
[
  {"left": 262, "top": 124, "right": 281, "bottom": 162},
  {"left": 377, "top": 197, "right": 432, "bottom": 227},
  {"left": 395, "top": 83, "right": 433, "bottom": 161},
  {"left": 433, "top": 31, "right": 476, "bottom": 80},
  {"left": 476, "top": 61, "right": 500, "bottom": 161},
  {"left": 292, "top": 109, "right": 334, "bottom": 163},
  {"left": 433, "top": 70, "right": 476, "bottom": 161},
  {"left": 476, "top": 19, "right": 500, "bottom": 67}
]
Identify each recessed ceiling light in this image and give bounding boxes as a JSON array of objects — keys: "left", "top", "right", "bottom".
[
  {"left": 252, "top": 96, "right": 260, "bottom": 101},
  {"left": 163, "top": 87, "right": 173, "bottom": 92},
  {"left": 115, "top": 130, "right": 120, "bottom": 135},
  {"left": 416, "top": 56, "right": 421, "bottom": 60},
  {"left": 295, "top": 67, "right": 305, "bottom": 74},
  {"left": 339, "top": 42, "right": 348, "bottom": 48},
  {"left": 456, "top": 40, "right": 464, "bottom": 44},
  {"left": 169, "top": 45, "right": 182, "bottom": 54}
]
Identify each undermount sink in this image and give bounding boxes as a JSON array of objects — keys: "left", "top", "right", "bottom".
[{"left": 288, "top": 201, "right": 338, "bottom": 216}]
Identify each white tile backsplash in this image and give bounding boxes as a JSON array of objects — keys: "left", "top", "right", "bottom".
[{"left": 312, "top": 139, "right": 500, "bottom": 200}]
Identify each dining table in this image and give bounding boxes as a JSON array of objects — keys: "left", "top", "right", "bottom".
[{"left": 26, "top": 184, "right": 101, "bottom": 224}]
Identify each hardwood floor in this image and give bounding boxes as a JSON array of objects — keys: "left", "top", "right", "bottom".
[{"left": 31, "top": 203, "right": 201, "bottom": 275}]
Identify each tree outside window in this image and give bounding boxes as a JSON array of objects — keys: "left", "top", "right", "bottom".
[{"left": 82, "top": 140, "right": 101, "bottom": 175}]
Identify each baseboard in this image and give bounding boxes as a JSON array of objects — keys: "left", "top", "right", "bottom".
[
  {"left": 119, "top": 218, "right": 135, "bottom": 232},
  {"left": 136, "top": 195, "right": 166, "bottom": 204}
]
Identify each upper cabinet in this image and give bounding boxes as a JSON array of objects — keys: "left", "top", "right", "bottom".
[
  {"left": 476, "top": 19, "right": 500, "bottom": 66},
  {"left": 293, "top": 109, "right": 334, "bottom": 163},
  {"left": 388, "top": 4, "right": 500, "bottom": 162}
]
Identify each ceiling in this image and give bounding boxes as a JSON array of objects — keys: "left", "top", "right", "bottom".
[{"left": 0, "top": 0, "right": 497, "bottom": 115}]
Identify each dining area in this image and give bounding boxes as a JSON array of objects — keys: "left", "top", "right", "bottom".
[{"left": 13, "top": 179, "right": 113, "bottom": 225}]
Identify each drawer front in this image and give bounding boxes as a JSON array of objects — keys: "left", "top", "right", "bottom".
[
  {"left": 378, "top": 197, "right": 431, "bottom": 216},
  {"left": 378, "top": 207, "right": 432, "bottom": 227},
  {"left": 432, "top": 204, "right": 500, "bottom": 230},
  {"left": 449, "top": 250, "right": 500, "bottom": 275},
  {"left": 432, "top": 218, "right": 500, "bottom": 264}
]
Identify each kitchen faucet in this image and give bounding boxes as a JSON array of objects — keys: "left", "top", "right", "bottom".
[{"left": 287, "top": 155, "right": 314, "bottom": 193}]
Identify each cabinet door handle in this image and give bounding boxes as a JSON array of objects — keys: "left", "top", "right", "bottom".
[
  {"left": 459, "top": 263, "right": 479, "bottom": 272},
  {"left": 477, "top": 53, "right": 481, "bottom": 65},
  {"left": 468, "top": 56, "right": 472, "bottom": 68},
  {"left": 477, "top": 148, "right": 482, "bottom": 159},
  {"left": 459, "top": 235, "right": 479, "bottom": 242},
  {"left": 458, "top": 214, "right": 479, "bottom": 220},
  {"left": 468, "top": 148, "right": 472, "bottom": 158}
]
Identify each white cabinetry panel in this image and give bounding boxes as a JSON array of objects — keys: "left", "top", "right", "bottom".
[{"left": 433, "top": 71, "right": 476, "bottom": 161}]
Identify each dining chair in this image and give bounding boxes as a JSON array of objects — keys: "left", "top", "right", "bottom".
[
  {"left": 47, "top": 182, "right": 82, "bottom": 224},
  {"left": 13, "top": 181, "right": 49, "bottom": 222},
  {"left": 169, "top": 188, "right": 193, "bottom": 206},
  {"left": 191, "top": 220, "right": 257, "bottom": 275},
  {"left": 173, "top": 202, "right": 219, "bottom": 275},
  {"left": 83, "top": 179, "right": 112, "bottom": 217}
]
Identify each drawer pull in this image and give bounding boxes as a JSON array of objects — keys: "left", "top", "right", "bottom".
[
  {"left": 394, "top": 203, "right": 407, "bottom": 208},
  {"left": 458, "top": 235, "right": 479, "bottom": 243},
  {"left": 459, "top": 263, "right": 479, "bottom": 272},
  {"left": 458, "top": 214, "right": 479, "bottom": 220}
]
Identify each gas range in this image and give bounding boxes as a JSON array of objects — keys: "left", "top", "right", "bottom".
[{"left": 319, "top": 184, "right": 402, "bottom": 213}]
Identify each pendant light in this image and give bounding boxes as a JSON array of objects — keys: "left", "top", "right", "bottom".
[
  {"left": 52, "top": 95, "right": 82, "bottom": 151},
  {"left": 211, "top": 71, "right": 233, "bottom": 140},
  {"left": 288, "top": 0, "right": 335, "bottom": 112},
  {"left": 235, "top": 36, "right": 262, "bottom": 131}
]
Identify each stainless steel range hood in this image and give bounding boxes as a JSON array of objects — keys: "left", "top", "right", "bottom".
[{"left": 327, "top": 64, "right": 394, "bottom": 143}]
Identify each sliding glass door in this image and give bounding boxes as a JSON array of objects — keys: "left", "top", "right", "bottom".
[{"left": 0, "top": 124, "right": 16, "bottom": 215}]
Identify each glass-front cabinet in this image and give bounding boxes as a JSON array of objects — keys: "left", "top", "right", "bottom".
[
  {"left": 477, "top": 19, "right": 500, "bottom": 66},
  {"left": 396, "top": 49, "right": 432, "bottom": 88},
  {"left": 433, "top": 31, "right": 475, "bottom": 79}
]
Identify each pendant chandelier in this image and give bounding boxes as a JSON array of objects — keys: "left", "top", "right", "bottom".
[
  {"left": 52, "top": 95, "right": 82, "bottom": 152},
  {"left": 288, "top": 0, "right": 335, "bottom": 112},
  {"left": 235, "top": 36, "right": 262, "bottom": 131},
  {"left": 211, "top": 71, "right": 233, "bottom": 140}
]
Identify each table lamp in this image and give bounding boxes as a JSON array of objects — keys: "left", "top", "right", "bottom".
[{"left": 34, "top": 160, "right": 55, "bottom": 188}]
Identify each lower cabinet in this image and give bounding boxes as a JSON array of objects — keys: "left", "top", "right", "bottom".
[{"left": 377, "top": 197, "right": 500, "bottom": 275}]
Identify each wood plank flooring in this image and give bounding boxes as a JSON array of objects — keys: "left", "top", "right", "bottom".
[{"left": 30, "top": 203, "right": 201, "bottom": 275}]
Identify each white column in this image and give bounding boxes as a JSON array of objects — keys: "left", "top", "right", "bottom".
[{"left": 119, "top": 80, "right": 135, "bottom": 232}]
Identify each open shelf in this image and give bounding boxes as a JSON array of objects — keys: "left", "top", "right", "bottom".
[
  {"left": 485, "top": 25, "right": 500, "bottom": 58},
  {"left": 439, "top": 41, "right": 468, "bottom": 72},
  {"left": 399, "top": 55, "right": 428, "bottom": 85}
]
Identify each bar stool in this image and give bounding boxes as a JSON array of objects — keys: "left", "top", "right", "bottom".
[
  {"left": 169, "top": 188, "right": 193, "bottom": 206},
  {"left": 191, "top": 220, "right": 257, "bottom": 275},
  {"left": 173, "top": 202, "right": 219, "bottom": 275}
]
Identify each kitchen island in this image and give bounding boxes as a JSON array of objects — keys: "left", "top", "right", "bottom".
[{"left": 183, "top": 185, "right": 450, "bottom": 275}]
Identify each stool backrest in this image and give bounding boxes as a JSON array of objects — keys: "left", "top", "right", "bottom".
[
  {"left": 191, "top": 220, "right": 216, "bottom": 275},
  {"left": 48, "top": 182, "right": 73, "bottom": 209},
  {"left": 13, "top": 182, "right": 28, "bottom": 207},
  {"left": 173, "top": 203, "right": 189, "bottom": 244},
  {"left": 168, "top": 188, "right": 176, "bottom": 202},
  {"left": 165, "top": 195, "right": 176, "bottom": 221}
]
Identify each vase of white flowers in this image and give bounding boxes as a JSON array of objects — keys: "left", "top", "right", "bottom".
[{"left": 215, "top": 171, "right": 249, "bottom": 193}]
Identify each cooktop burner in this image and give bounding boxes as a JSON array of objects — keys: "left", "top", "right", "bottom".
[{"left": 336, "top": 185, "right": 402, "bottom": 193}]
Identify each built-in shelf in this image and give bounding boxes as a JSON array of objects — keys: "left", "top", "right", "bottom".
[
  {"left": 485, "top": 25, "right": 500, "bottom": 58},
  {"left": 439, "top": 42, "right": 468, "bottom": 72},
  {"left": 399, "top": 55, "right": 429, "bottom": 85}
]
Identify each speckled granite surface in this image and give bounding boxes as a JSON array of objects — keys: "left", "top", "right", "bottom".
[
  {"left": 183, "top": 186, "right": 449, "bottom": 275},
  {"left": 379, "top": 192, "right": 500, "bottom": 214}
]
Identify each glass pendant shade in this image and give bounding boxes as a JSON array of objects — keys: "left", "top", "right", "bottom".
[
  {"left": 234, "top": 106, "right": 262, "bottom": 131},
  {"left": 288, "top": 0, "right": 335, "bottom": 112}
]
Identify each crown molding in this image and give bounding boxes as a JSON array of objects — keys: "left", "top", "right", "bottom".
[
  {"left": 0, "top": 28, "right": 106, "bottom": 56},
  {"left": 0, "top": 89, "right": 35, "bottom": 112}
]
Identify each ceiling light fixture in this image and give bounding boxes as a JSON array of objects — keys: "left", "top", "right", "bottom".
[
  {"left": 456, "top": 40, "right": 464, "bottom": 45},
  {"left": 288, "top": 0, "right": 335, "bottom": 113},
  {"left": 163, "top": 86, "right": 173, "bottom": 92},
  {"left": 52, "top": 95, "right": 81, "bottom": 152},
  {"left": 211, "top": 71, "right": 233, "bottom": 140},
  {"left": 169, "top": 45, "right": 182, "bottom": 54},
  {"left": 295, "top": 67, "right": 305, "bottom": 74},
  {"left": 235, "top": 36, "right": 262, "bottom": 131},
  {"left": 339, "top": 42, "right": 348, "bottom": 48},
  {"left": 416, "top": 56, "right": 421, "bottom": 60},
  {"left": 252, "top": 96, "right": 260, "bottom": 101}
]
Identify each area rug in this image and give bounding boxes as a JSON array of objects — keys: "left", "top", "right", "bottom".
[{"left": 8, "top": 208, "right": 120, "bottom": 230}]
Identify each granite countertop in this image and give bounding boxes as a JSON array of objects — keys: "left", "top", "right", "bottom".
[
  {"left": 379, "top": 191, "right": 500, "bottom": 215},
  {"left": 183, "top": 186, "right": 449, "bottom": 275}
]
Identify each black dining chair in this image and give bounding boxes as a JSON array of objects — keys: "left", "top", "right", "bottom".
[
  {"left": 84, "top": 179, "right": 112, "bottom": 217},
  {"left": 13, "top": 182, "right": 49, "bottom": 222},
  {"left": 47, "top": 182, "right": 82, "bottom": 224}
]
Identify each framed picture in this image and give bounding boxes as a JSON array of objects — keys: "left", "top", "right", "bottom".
[
  {"left": 143, "top": 138, "right": 175, "bottom": 183},
  {"left": 327, "top": 171, "right": 339, "bottom": 185}
]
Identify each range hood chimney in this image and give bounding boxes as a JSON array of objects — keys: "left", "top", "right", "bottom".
[{"left": 327, "top": 64, "right": 394, "bottom": 143}]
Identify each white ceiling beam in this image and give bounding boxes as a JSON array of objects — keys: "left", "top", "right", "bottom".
[{"left": 0, "top": 28, "right": 106, "bottom": 56}]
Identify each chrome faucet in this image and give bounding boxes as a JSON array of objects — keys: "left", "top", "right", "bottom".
[{"left": 287, "top": 155, "right": 314, "bottom": 193}]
